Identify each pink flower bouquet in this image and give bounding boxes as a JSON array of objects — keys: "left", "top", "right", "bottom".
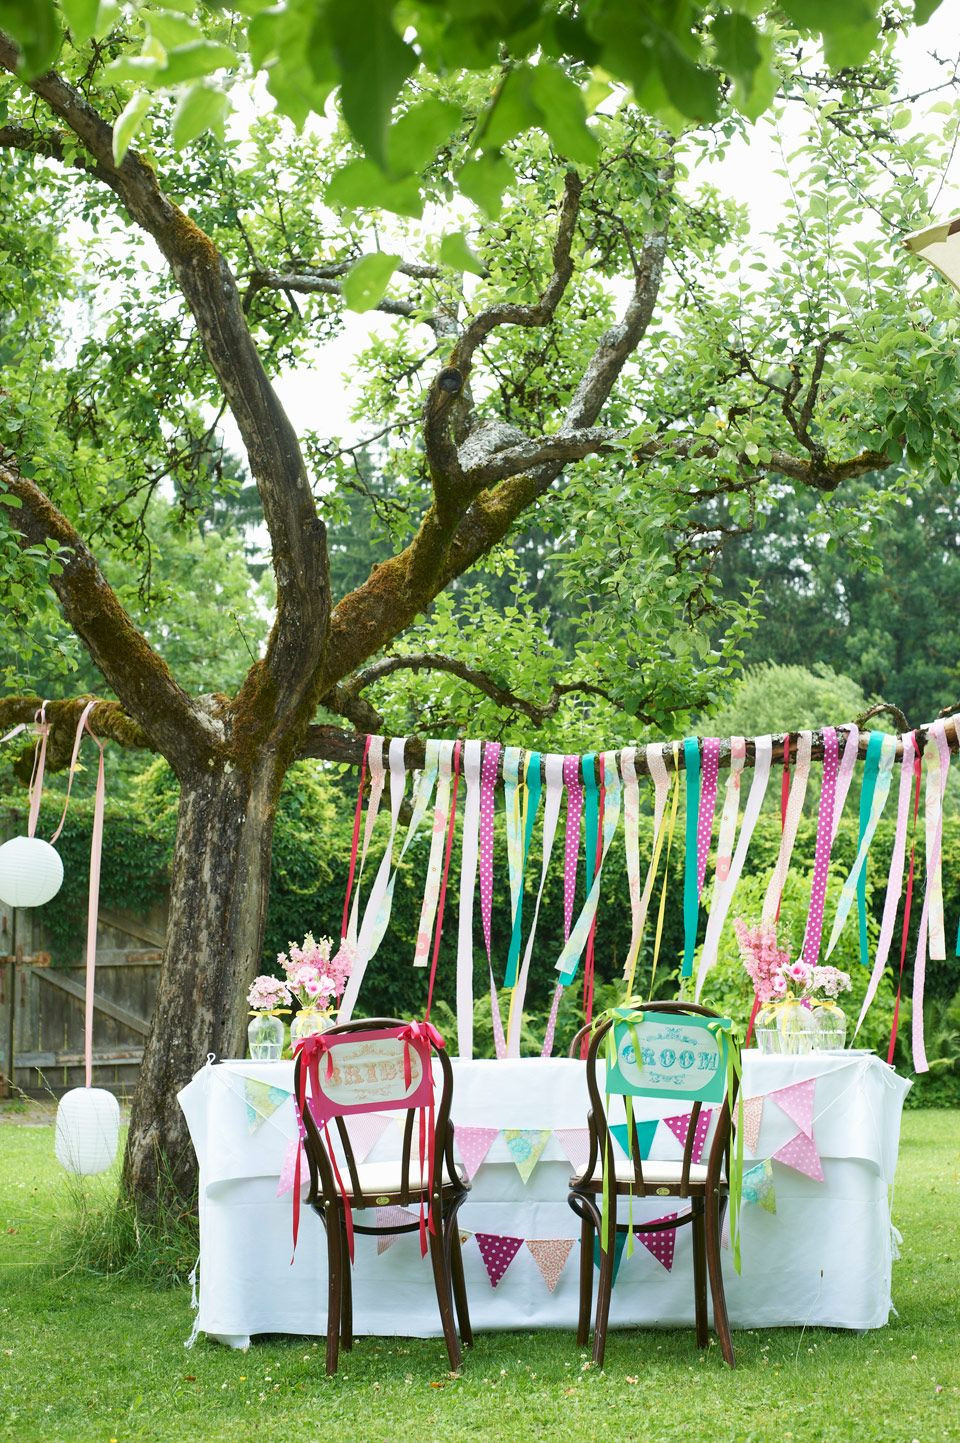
[
  {"left": 277, "top": 932, "right": 355, "bottom": 1015},
  {"left": 734, "top": 919, "right": 851, "bottom": 1053}
]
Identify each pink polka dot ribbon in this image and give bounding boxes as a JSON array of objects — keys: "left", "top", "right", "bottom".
[
  {"left": 696, "top": 737, "right": 721, "bottom": 894},
  {"left": 801, "top": 726, "right": 839, "bottom": 966}
]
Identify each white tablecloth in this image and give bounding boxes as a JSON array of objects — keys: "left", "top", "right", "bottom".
[{"left": 178, "top": 1051, "right": 910, "bottom": 1346}]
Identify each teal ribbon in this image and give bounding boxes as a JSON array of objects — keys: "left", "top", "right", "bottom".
[
  {"left": 681, "top": 737, "right": 701, "bottom": 979},
  {"left": 706, "top": 1016, "right": 744, "bottom": 1276},
  {"left": 504, "top": 752, "right": 542, "bottom": 988},
  {"left": 590, "top": 1005, "right": 646, "bottom": 1256},
  {"left": 582, "top": 753, "right": 599, "bottom": 893},
  {"left": 857, "top": 732, "right": 884, "bottom": 968}
]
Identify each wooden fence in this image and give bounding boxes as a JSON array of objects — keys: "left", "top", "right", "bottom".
[{"left": 0, "top": 901, "right": 165, "bottom": 1099}]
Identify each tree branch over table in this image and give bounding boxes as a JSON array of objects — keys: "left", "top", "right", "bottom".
[{"left": 0, "top": 39, "right": 330, "bottom": 752}]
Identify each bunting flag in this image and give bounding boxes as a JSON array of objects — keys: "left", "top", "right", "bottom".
[
  {"left": 347, "top": 1112, "right": 392, "bottom": 1163},
  {"left": 276, "top": 1137, "right": 305, "bottom": 1197},
  {"left": 773, "top": 1130, "right": 825, "bottom": 1182},
  {"left": 742, "top": 1159, "right": 776, "bottom": 1213},
  {"left": 610, "top": 1117, "right": 658, "bottom": 1161},
  {"left": 475, "top": 1232, "right": 524, "bottom": 1288},
  {"left": 554, "top": 1127, "right": 591, "bottom": 1174},
  {"left": 376, "top": 1205, "right": 420, "bottom": 1254},
  {"left": 526, "top": 1238, "right": 576, "bottom": 1292},
  {"left": 456, "top": 1126, "right": 499, "bottom": 1181},
  {"left": 593, "top": 1228, "right": 628, "bottom": 1284},
  {"left": 661, "top": 1108, "right": 712, "bottom": 1164},
  {"left": 637, "top": 1215, "right": 679, "bottom": 1272},
  {"left": 241, "top": 1077, "right": 291, "bottom": 1133},
  {"left": 768, "top": 1078, "right": 816, "bottom": 1140},
  {"left": 739, "top": 1095, "right": 764, "bottom": 1155},
  {"left": 503, "top": 1128, "right": 553, "bottom": 1184}
]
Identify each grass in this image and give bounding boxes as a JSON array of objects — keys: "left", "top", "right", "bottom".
[{"left": 0, "top": 1110, "right": 958, "bottom": 1443}]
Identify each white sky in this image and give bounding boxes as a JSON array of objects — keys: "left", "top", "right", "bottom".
[{"left": 221, "top": 4, "right": 960, "bottom": 462}]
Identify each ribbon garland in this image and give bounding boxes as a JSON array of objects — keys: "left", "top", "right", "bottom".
[
  {"left": 887, "top": 738, "right": 923, "bottom": 1065},
  {"left": 696, "top": 737, "right": 721, "bottom": 893},
  {"left": 507, "top": 754, "right": 564, "bottom": 1058},
  {"left": 856, "top": 732, "right": 916, "bottom": 1037},
  {"left": 478, "top": 741, "right": 507, "bottom": 1059},
  {"left": 425, "top": 742, "right": 462, "bottom": 1019},
  {"left": 762, "top": 730, "right": 813, "bottom": 926},
  {"left": 340, "top": 733, "right": 374, "bottom": 944},
  {"left": 455, "top": 741, "right": 483, "bottom": 1060},
  {"left": 800, "top": 726, "right": 839, "bottom": 967},
  {"left": 649, "top": 742, "right": 682, "bottom": 1001},
  {"left": 681, "top": 737, "right": 701, "bottom": 979},
  {"left": 541, "top": 755, "right": 584, "bottom": 1057},
  {"left": 413, "top": 741, "right": 457, "bottom": 969},
  {"left": 582, "top": 754, "right": 606, "bottom": 1044},
  {"left": 912, "top": 721, "right": 951, "bottom": 1073},
  {"left": 505, "top": 751, "right": 542, "bottom": 989},
  {"left": 826, "top": 732, "right": 897, "bottom": 962},
  {"left": 554, "top": 754, "right": 621, "bottom": 988}
]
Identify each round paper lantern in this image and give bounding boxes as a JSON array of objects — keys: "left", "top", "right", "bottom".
[
  {"left": 0, "top": 835, "right": 64, "bottom": 907},
  {"left": 55, "top": 1087, "right": 120, "bottom": 1175}
]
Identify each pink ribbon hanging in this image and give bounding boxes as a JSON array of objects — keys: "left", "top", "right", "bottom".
[
  {"left": 477, "top": 741, "right": 506, "bottom": 1059},
  {"left": 800, "top": 727, "right": 839, "bottom": 967},
  {"left": 541, "top": 755, "right": 583, "bottom": 1058},
  {"left": 695, "top": 737, "right": 721, "bottom": 893}
]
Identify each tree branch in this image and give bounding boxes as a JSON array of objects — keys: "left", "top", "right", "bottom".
[
  {"left": 0, "top": 469, "right": 218, "bottom": 769},
  {"left": 0, "top": 39, "right": 330, "bottom": 752},
  {"left": 245, "top": 266, "right": 440, "bottom": 326}
]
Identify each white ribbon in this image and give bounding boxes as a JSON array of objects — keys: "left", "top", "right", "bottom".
[
  {"left": 555, "top": 753, "right": 622, "bottom": 981},
  {"left": 825, "top": 732, "right": 897, "bottom": 959},
  {"left": 856, "top": 732, "right": 917, "bottom": 1037},
  {"left": 831, "top": 723, "right": 861, "bottom": 839},
  {"left": 506, "top": 753, "right": 565, "bottom": 1057},
  {"left": 413, "top": 740, "right": 456, "bottom": 967},
  {"left": 761, "top": 730, "right": 812, "bottom": 926},
  {"left": 455, "top": 740, "right": 483, "bottom": 1060},
  {"left": 345, "top": 735, "right": 385, "bottom": 948},
  {"left": 696, "top": 735, "right": 772, "bottom": 1001},
  {"left": 622, "top": 743, "right": 669, "bottom": 990}
]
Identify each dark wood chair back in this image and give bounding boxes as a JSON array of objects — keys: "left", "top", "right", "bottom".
[
  {"left": 583, "top": 1002, "right": 737, "bottom": 1198},
  {"left": 293, "top": 1016, "right": 458, "bottom": 1209}
]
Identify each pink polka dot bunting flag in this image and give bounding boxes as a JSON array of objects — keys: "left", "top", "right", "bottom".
[
  {"left": 455, "top": 1126, "right": 499, "bottom": 1181},
  {"left": 637, "top": 1214, "right": 679, "bottom": 1272},
  {"left": 526, "top": 1238, "right": 575, "bottom": 1293},
  {"left": 662, "top": 1107, "right": 713, "bottom": 1164},
  {"left": 503, "top": 1128, "right": 553, "bottom": 1184},
  {"left": 475, "top": 1232, "right": 524, "bottom": 1288},
  {"left": 276, "top": 1137, "right": 304, "bottom": 1197},
  {"left": 554, "top": 1127, "right": 591, "bottom": 1175},
  {"left": 773, "top": 1130, "right": 825, "bottom": 1182},
  {"left": 375, "top": 1205, "right": 420, "bottom": 1254},
  {"left": 769, "top": 1078, "right": 816, "bottom": 1140},
  {"left": 740, "top": 1095, "right": 764, "bottom": 1156}
]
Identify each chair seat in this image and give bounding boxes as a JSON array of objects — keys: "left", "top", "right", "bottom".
[
  {"left": 331, "top": 1158, "right": 468, "bottom": 1200},
  {"left": 573, "top": 1158, "right": 726, "bottom": 1190}
]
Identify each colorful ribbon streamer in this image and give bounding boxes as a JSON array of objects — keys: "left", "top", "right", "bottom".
[
  {"left": 622, "top": 743, "right": 670, "bottom": 997},
  {"left": 912, "top": 721, "right": 951, "bottom": 1073},
  {"left": 507, "top": 753, "right": 564, "bottom": 1057},
  {"left": 801, "top": 726, "right": 839, "bottom": 967},
  {"left": 681, "top": 737, "right": 701, "bottom": 980},
  {"left": 555, "top": 754, "right": 621, "bottom": 986},
  {"left": 826, "top": 732, "right": 896, "bottom": 962},
  {"left": 856, "top": 732, "right": 916, "bottom": 1037},
  {"left": 478, "top": 742, "right": 506, "bottom": 1059},
  {"left": 414, "top": 740, "right": 457, "bottom": 968},
  {"left": 505, "top": 751, "right": 542, "bottom": 989},
  {"left": 455, "top": 740, "right": 483, "bottom": 1059},
  {"left": 762, "top": 730, "right": 812, "bottom": 925}
]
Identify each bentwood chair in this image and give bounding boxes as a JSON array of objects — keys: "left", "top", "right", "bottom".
[
  {"left": 568, "top": 1002, "right": 739, "bottom": 1368},
  {"left": 293, "top": 1017, "right": 472, "bottom": 1376}
]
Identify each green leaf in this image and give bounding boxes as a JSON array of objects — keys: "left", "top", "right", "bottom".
[
  {"left": 325, "top": 158, "right": 423, "bottom": 218},
  {"left": 780, "top": 0, "right": 880, "bottom": 69},
  {"left": 0, "top": 0, "right": 61, "bottom": 75},
  {"left": 157, "top": 40, "right": 237, "bottom": 87},
  {"left": 61, "top": 0, "right": 100, "bottom": 47},
  {"left": 0, "top": 493, "right": 23, "bottom": 508},
  {"left": 483, "top": 66, "right": 540, "bottom": 149},
  {"left": 112, "top": 90, "right": 151, "bottom": 166},
  {"left": 341, "top": 252, "right": 400, "bottom": 312},
  {"left": 458, "top": 150, "right": 515, "bottom": 218},
  {"left": 171, "top": 82, "right": 231, "bottom": 149},
  {"left": 914, "top": 0, "right": 944, "bottom": 22},
  {"left": 712, "top": 11, "right": 775, "bottom": 121},
  {"left": 654, "top": 36, "right": 719, "bottom": 123},
  {"left": 439, "top": 231, "right": 486, "bottom": 276},
  {"left": 529, "top": 63, "right": 598, "bottom": 165},
  {"left": 324, "top": 0, "right": 416, "bottom": 169},
  {"left": 388, "top": 95, "right": 462, "bottom": 176},
  {"left": 146, "top": 9, "right": 200, "bottom": 50}
]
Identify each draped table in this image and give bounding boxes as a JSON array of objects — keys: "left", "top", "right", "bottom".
[{"left": 178, "top": 1050, "right": 910, "bottom": 1347}]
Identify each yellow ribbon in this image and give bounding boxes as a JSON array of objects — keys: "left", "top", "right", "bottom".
[{"left": 248, "top": 1009, "right": 291, "bottom": 1018}]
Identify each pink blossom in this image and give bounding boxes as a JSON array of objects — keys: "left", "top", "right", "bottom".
[
  {"left": 247, "top": 974, "right": 292, "bottom": 1011},
  {"left": 770, "top": 974, "right": 788, "bottom": 997},
  {"left": 786, "top": 962, "right": 813, "bottom": 986}
]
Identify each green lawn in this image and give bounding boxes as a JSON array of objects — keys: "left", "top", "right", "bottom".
[{"left": 1, "top": 1110, "right": 958, "bottom": 1443}]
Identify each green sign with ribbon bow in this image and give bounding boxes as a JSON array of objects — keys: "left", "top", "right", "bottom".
[{"left": 604, "top": 1010, "right": 731, "bottom": 1106}]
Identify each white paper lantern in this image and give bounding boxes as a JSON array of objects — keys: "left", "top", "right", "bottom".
[
  {"left": 55, "top": 1087, "right": 120, "bottom": 1175},
  {"left": 0, "top": 835, "right": 64, "bottom": 908}
]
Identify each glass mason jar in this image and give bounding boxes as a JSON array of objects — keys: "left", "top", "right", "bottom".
[
  {"left": 247, "top": 1012, "right": 284, "bottom": 1061},
  {"left": 775, "top": 1000, "right": 817, "bottom": 1055},
  {"left": 754, "top": 1005, "right": 782, "bottom": 1055},
  {"left": 290, "top": 1007, "right": 333, "bottom": 1047},
  {"left": 812, "top": 1002, "right": 847, "bottom": 1051}
]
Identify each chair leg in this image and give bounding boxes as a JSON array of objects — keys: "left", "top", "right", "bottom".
[
  {"left": 449, "top": 1218, "right": 473, "bottom": 1348},
  {"left": 324, "top": 1207, "right": 343, "bottom": 1377},
  {"left": 704, "top": 1193, "right": 735, "bottom": 1368},
  {"left": 339, "top": 1214, "right": 354, "bottom": 1352},
  {"left": 692, "top": 1204, "right": 708, "bottom": 1349},
  {"left": 576, "top": 1208, "right": 594, "bottom": 1348},
  {"left": 428, "top": 1217, "right": 463, "bottom": 1372},
  {"left": 592, "top": 1214, "right": 616, "bottom": 1369}
]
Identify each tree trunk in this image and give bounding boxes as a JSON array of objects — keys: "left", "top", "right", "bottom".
[{"left": 122, "top": 754, "right": 283, "bottom": 1211}]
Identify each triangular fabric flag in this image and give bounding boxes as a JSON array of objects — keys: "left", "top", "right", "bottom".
[
  {"left": 503, "top": 1128, "right": 552, "bottom": 1184},
  {"left": 610, "top": 1118, "right": 658, "bottom": 1161},
  {"left": 740, "top": 1095, "right": 764, "bottom": 1156},
  {"left": 375, "top": 1205, "right": 419, "bottom": 1254},
  {"left": 347, "top": 1112, "right": 391, "bottom": 1164},
  {"left": 276, "top": 1137, "right": 305, "bottom": 1197},
  {"left": 637, "top": 1214, "right": 678, "bottom": 1272},
  {"left": 475, "top": 1232, "right": 524, "bottom": 1287},
  {"left": 242, "top": 1077, "right": 291, "bottom": 1133},
  {"left": 769, "top": 1077, "right": 816, "bottom": 1140},
  {"left": 455, "top": 1126, "right": 499, "bottom": 1181},
  {"left": 773, "top": 1130, "right": 825, "bottom": 1182},
  {"left": 593, "top": 1228, "right": 628, "bottom": 1284},
  {"left": 554, "top": 1127, "right": 591, "bottom": 1174},
  {"left": 526, "top": 1238, "right": 575, "bottom": 1293},
  {"left": 662, "top": 1108, "right": 713, "bottom": 1164},
  {"left": 742, "top": 1159, "right": 776, "bottom": 1214}
]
